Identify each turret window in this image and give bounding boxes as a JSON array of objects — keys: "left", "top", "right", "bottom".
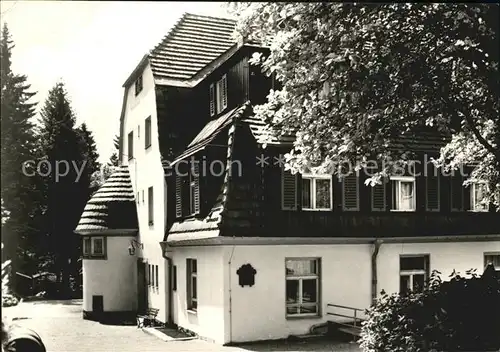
[{"left": 82, "top": 236, "right": 107, "bottom": 259}]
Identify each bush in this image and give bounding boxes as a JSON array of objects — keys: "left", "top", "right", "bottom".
[{"left": 360, "top": 266, "right": 500, "bottom": 352}]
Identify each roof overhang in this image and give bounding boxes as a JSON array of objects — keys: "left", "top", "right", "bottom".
[{"left": 122, "top": 53, "right": 150, "bottom": 88}]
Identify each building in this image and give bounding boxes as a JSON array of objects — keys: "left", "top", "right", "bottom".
[{"left": 75, "top": 12, "right": 500, "bottom": 345}]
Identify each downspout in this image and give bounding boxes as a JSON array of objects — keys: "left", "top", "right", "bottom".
[
  {"left": 228, "top": 246, "right": 235, "bottom": 344},
  {"left": 160, "top": 242, "right": 173, "bottom": 325},
  {"left": 371, "top": 239, "right": 383, "bottom": 305}
]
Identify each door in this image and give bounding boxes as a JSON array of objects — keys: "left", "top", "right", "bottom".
[
  {"left": 92, "top": 295, "right": 103, "bottom": 313},
  {"left": 137, "top": 259, "right": 147, "bottom": 314}
]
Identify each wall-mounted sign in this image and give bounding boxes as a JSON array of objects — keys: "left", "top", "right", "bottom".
[{"left": 236, "top": 264, "right": 256, "bottom": 287}]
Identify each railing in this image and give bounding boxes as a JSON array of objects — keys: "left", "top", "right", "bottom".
[{"left": 326, "top": 303, "right": 365, "bottom": 330}]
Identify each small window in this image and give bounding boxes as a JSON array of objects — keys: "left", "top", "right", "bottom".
[
  {"left": 128, "top": 131, "right": 134, "bottom": 160},
  {"left": 83, "top": 236, "right": 106, "bottom": 258},
  {"left": 342, "top": 174, "right": 359, "bottom": 211},
  {"left": 135, "top": 74, "right": 143, "bottom": 96},
  {"left": 145, "top": 116, "right": 152, "bottom": 149},
  {"left": 302, "top": 175, "right": 333, "bottom": 211},
  {"left": 391, "top": 176, "right": 416, "bottom": 211},
  {"left": 399, "top": 255, "right": 430, "bottom": 294},
  {"left": 216, "top": 74, "right": 228, "bottom": 114},
  {"left": 470, "top": 182, "right": 489, "bottom": 212},
  {"left": 172, "top": 265, "right": 177, "bottom": 291},
  {"left": 285, "top": 258, "right": 320, "bottom": 317},
  {"left": 155, "top": 265, "right": 159, "bottom": 289},
  {"left": 187, "top": 259, "right": 197, "bottom": 311},
  {"left": 484, "top": 253, "right": 500, "bottom": 272},
  {"left": 148, "top": 186, "right": 154, "bottom": 226},
  {"left": 189, "top": 163, "right": 200, "bottom": 215}
]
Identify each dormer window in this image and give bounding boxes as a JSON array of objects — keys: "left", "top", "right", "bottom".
[
  {"left": 210, "top": 74, "right": 228, "bottom": 116},
  {"left": 135, "top": 74, "right": 143, "bottom": 96}
]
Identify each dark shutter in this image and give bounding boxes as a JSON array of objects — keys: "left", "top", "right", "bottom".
[
  {"left": 209, "top": 84, "right": 215, "bottom": 116},
  {"left": 343, "top": 174, "right": 359, "bottom": 211},
  {"left": 175, "top": 175, "right": 182, "bottom": 218},
  {"left": 221, "top": 75, "right": 228, "bottom": 110},
  {"left": 372, "top": 182, "right": 386, "bottom": 211},
  {"left": 282, "top": 169, "right": 297, "bottom": 210},
  {"left": 193, "top": 163, "right": 200, "bottom": 214},
  {"left": 426, "top": 167, "right": 440, "bottom": 211}
]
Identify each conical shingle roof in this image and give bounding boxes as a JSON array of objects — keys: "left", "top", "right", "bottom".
[{"left": 75, "top": 165, "right": 138, "bottom": 234}]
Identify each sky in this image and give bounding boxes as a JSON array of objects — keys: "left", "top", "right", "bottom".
[{"left": 1, "top": 1, "right": 229, "bottom": 163}]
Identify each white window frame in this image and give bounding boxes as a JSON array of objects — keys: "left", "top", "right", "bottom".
[
  {"left": 187, "top": 259, "right": 197, "bottom": 312},
  {"left": 390, "top": 176, "right": 416, "bottom": 212},
  {"left": 342, "top": 174, "right": 360, "bottom": 211},
  {"left": 470, "top": 182, "right": 489, "bottom": 212},
  {"left": 399, "top": 255, "right": 429, "bottom": 294},
  {"left": 425, "top": 172, "right": 440, "bottom": 212},
  {"left": 484, "top": 252, "right": 500, "bottom": 272},
  {"left": 301, "top": 174, "right": 333, "bottom": 211},
  {"left": 285, "top": 258, "right": 321, "bottom": 318},
  {"left": 85, "top": 236, "right": 105, "bottom": 258},
  {"left": 216, "top": 74, "right": 228, "bottom": 114}
]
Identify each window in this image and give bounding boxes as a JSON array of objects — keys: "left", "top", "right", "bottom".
[
  {"left": 302, "top": 175, "right": 333, "bottom": 211},
  {"left": 426, "top": 167, "right": 440, "bottom": 211},
  {"left": 215, "top": 74, "right": 228, "bottom": 114},
  {"left": 187, "top": 259, "right": 197, "bottom": 311},
  {"left": 484, "top": 253, "right": 500, "bottom": 272},
  {"left": 391, "top": 176, "right": 416, "bottom": 211},
  {"left": 135, "top": 74, "right": 143, "bottom": 96},
  {"left": 209, "top": 84, "right": 215, "bottom": 116},
  {"left": 148, "top": 186, "right": 154, "bottom": 226},
  {"left": 82, "top": 237, "right": 106, "bottom": 259},
  {"left": 145, "top": 116, "right": 152, "bottom": 149},
  {"left": 137, "top": 124, "right": 140, "bottom": 139},
  {"left": 127, "top": 131, "right": 134, "bottom": 160},
  {"left": 175, "top": 175, "right": 182, "bottom": 218},
  {"left": 155, "top": 265, "right": 159, "bottom": 289},
  {"left": 371, "top": 181, "right": 386, "bottom": 211},
  {"left": 342, "top": 174, "right": 359, "bottom": 211},
  {"left": 285, "top": 258, "right": 320, "bottom": 317},
  {"left": 172, "top": 265, "right": 177, "bottom": 291},
  {"left": 189, "top": 163, "right": 200, "bottom": 215},
  {"left": 471, "top": 182, "right": 489, "bottom": 212},
  {"left": 281, "top": 169, "right": 298, "bottom": 210},
  {"left": 450, "top": 175, "right": 464, "bottom": 211},
  {"left": 399, "top": 255, "right": 430, "bottom": 294},
  {"left": 148, "top": 264, "right": 152, "bottom": 286}
]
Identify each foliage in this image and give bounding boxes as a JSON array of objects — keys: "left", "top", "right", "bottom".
[
  {"left": 90, "top": 134, "right": 119, "bottom": 190},
  {"left": 229, "top": 3, "right": 500, "bottom": 209},
  {"left": 1, "top": 243, "right": 18, "bottom": 308},
  {"left": 359, "top": 268, "right": 500, "bottom": 352}
]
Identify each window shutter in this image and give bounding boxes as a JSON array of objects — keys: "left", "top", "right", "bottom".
[
  {"left": 371, "top": 182, "right": 386, "bottom": 211},
  {"left": 193, "top": 163, "right": 200, "bottom": 214},
  {"left": 175, "top": 175, "right": 182, "bottom": 218},
  {"left": 282, "top": 169, "right": 297, "bottom": 210},
  {"left": 342, "top": 174, "right": 359, "bottom": 211},
  {"left": 221, "top": 75, "right": 228, "bottom": 110},
  {"left": 209, "top": 84, "right": 215, "bottom": 116},
  {"left": 426, "top": 171, "right": 440, "bottom": 211}
]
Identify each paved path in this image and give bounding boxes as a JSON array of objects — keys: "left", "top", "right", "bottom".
[{"left": 3, "top": 300, "right": 360, "bottom": 352}]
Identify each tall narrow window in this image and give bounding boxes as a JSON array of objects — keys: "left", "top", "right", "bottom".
[
  {"left": 281, "top": 169, "right": 298, "bottom": 210},
  {"left": 83, "top": 237, "right": 91, "bottom": 257},
  {"left": 400, "top": 255, "right": 430, "bottom": 294},
  {"left": 209, "top": 84, "right": 215, "bottom": 116},
  {"left": 285, "top": 258, "right": 321, "bottom": 317},
  {"left": 135, "top": 74, "right": 143, "bottom": 96},
  {"left": 187, "top": 259, "right": 197, "bottom": 311},
  {"left": 342, "top": 174, "right": 359, "bottom": 211},
  {"left": 155, "top": 265, "right": 159, "bottom": 289},
  {"left": 148, "top": 186, "right": 154, "bottom": 226},
  {"left": 145, "top": 116, "right": 152, "bottom": 149},
  {"left": 189, "top": 163, "right": 200, "bottom": 215},
  {"left": 172, "top": 265, "right": 177, "bottom": 291},
  {"left": 147, "top": 264, "right": 151, "bottom": 286},
  {"left": 391, "top": 176, "right": 416, "bottom": 211},
  {"left": 128, "top": 131, "right": 134, "bottom": 160}
]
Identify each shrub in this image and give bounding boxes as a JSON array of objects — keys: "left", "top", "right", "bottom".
[{"left": 360, "top": 267, "right": 500, "bottom": 352}]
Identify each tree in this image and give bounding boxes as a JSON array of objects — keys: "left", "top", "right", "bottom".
[
  {"left": 109, "top": 134, "right": 120, "bottom": 167},
  {"left": 90, "top": 134, "right": 119, "bottom": 190},
  {"left": 0, "top": 23, "right": 42, "bottom": 288},
  {"left": 229, "top": 3, "right": 500, "bottom": 208},
  {"left": 37, "top": 82, "right": 97, "bottom": 297}
]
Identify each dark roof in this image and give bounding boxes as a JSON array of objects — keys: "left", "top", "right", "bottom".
[
  {"left": 75, "top": 166, "right": 138, "bottom": 234},
  {"left": 149, "top": 13, "right": 237, "bottom": 81},
  {"left": 242, "top": 114, "right": 295, "bottom": 146},
  {"left": 171, "top": 102, "right": 251, "bottom": 165}
]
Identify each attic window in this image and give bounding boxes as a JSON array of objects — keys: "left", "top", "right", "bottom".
[{"left": 135, "top": 74, "right": 143, "bottom": 96}]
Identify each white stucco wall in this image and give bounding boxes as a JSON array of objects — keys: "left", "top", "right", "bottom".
[
  {"left": 82, "top": 235, "right": 137, "bottom": 312},
  {"left": 171, "top": 246, "right": 226, "bottom": 344},
  {"left": 377, "top": 240, "right": 500, "bottom": 294},
  {"left": 122, "top": 62, "right": 169, "bottom": 322}
]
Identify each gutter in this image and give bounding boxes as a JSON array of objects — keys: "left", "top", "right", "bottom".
[
  {"left": 160, "top": 241, "right": 173, "bottom": 325},
  {"left": 227, "top": 246, "right": 235, "bottom": 344},
  {"left": 371, "top": 239, "right": 383, "bottom": 305}
]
